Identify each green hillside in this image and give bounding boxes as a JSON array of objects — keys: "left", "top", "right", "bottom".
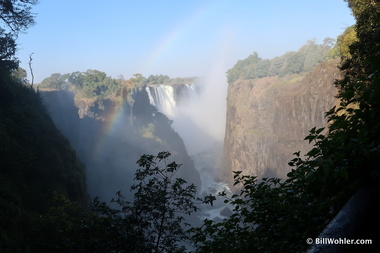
[{"left": 0, "top": 70, "right": 87, "bottom": 250}]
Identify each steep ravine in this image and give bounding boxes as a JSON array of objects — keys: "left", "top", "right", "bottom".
[
  {"left": 223, "top": 59, "right": 340, "bottom": 185},
  {"left": 41, "top": 86, "right": 200, "bottom": 201}
]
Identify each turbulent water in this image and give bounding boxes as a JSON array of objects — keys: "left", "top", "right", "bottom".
[
  {"left": 191, "top": 149, "right": 233, "bottom": 220},
  {"left": 145, "top": 82, "right": 232, "bottom": 220}
]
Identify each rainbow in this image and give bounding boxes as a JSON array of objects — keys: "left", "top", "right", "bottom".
[
  {"left": 141, "top": 5, "right": 210, "bottom": 74},
  {"left": 92, "top": 103, "right": 129, "bottom": 157},
  {"left": 93, "top": 5, "right": 214, "bottom": 155}
]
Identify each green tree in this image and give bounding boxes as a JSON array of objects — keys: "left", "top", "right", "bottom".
[
  {"left": 267, "top": 56, "right": 285, "bottom": 76},
  {"left": 83, "top": 69, "right": 106, "bottom": 84},
  {"left": 300, "top": 39, "right": 332, "bottom": 71},
  {"left": 279, "top": 51, "right": 305, "bottom": 76},
  {"left": 68, "top": 71, "right": 84, "bottom": 88},
  {"left": 226, "top": 52, "right": 261, "bottom": 83},
  {"left": 226, "top": 40, "right": 334, "bottom": 84},
  {"left": 339, "top": 25, "right": 358, "bottom": 59},
  {"left": 10, "top": 67, "right": 27, "bottom": 83},
  {"left": 32, "top": 152, "right": 213, "bottom": 252},
  {"left": 192, "top": 168, "right": 321, "bottom": 253},
  {"left": 39, "top": 73, "right": 67, "bottom": 89},
  {"left": 251, "top": 59, "right": 270, "bottom": 78},
  {"left": 30, "top": 192, "right": 146, "bottom": 253},
  {"left": 0, "top": 31, "right": 16, "bottom": 69},
  {"left": 327, "top": 1, "right": 380, "bottom": 184},
  {"left": 118, "top": 151, "right": 213, "bottom": 252},
  {"left": 63, "top": 69, "right": 119, "bottom": 98},
  {"left": 0, "top": 0, "right": 37, "bottom": 70},
  {"left": 0, "top": 68, "right": 87, "bottom": 251},
  {"left": 0, "top": 0, "right": 37, "bottom": 33},
  {"left": 344, "top": 0, "right": 376, "bottom": 18},
  {"left": 130, "top": 73, "right": 147, "bottom": 87}
]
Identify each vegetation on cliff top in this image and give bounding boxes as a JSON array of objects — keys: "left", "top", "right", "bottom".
[
  {"left": 226, "top": 26, "right": 360, "bottom": 85},
  {"left": 39, "top": 71, "right": 195, "bottom": 100},
  {"left": 226, "top": 38, "right": 336, "bottom": 84}
]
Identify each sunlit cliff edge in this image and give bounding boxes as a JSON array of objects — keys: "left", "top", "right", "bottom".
[{"left": 223, "top": 59, "right": 340, "bottom": 185}]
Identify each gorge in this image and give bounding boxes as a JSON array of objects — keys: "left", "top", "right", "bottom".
[
  {"left": 38, "top": 40, "right": 342, "bottom": 202},
  {"left": 3, "top": 1, "right": 379, "bottom": 251},
  {"left": 1, "top": 38, "right": 361, "bottom": 252},
  {"left": 41, "top": 82, "right": 202, "bottom": 202}
]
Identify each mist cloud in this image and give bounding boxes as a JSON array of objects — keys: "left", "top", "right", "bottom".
[{"left": 172, "top": 63, "right": 228, "bottom": 155}]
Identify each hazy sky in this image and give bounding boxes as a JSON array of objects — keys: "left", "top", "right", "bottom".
[{"left": 16, "top": 0, "right": 355, "bottom": 83}]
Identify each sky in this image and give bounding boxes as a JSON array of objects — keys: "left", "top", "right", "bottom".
[{"left": 16, "top": 0, "right": 355, "bottom": 83}]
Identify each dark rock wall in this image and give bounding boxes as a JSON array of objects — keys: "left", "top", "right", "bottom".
[
  {"left": 223, "top": 60, "right": 340, "bottom": 185},
  {"left": 41, "top": 88, "right": 200, "bottom": 201}
]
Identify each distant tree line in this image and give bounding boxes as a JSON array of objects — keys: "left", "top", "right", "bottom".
[
  {"left": 39, "top": 70, "right": 121, "bottom": 99},
  {"left": 227, "top": 38, "right": 340, "bottom": 84},
  {"left": 39, "top": 71, "right": 196, "bottom": 99}
]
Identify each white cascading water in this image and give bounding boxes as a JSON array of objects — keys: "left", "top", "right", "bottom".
[
  {"left": 146, "top": 85, "right": 178, "bottom": 118},
  {"left": 184, "top": 83, "right": 196, "bottom": 93}
]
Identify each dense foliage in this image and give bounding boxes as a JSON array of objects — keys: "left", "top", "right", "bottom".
[
  {"left": 1, "top": 2, "right": 88, "bottom": 250},
  {"left": 30, "top": 152, "right": 213, "bottom": 252},
  {"left": 0, "top": 0, "right": 37, "bottom": 70},
  {"left": 0, "top": 69, "right": 87, "bottom": 251},
  {"left": 39, "top": 70, "right": 121, "bottom": 98},
  {"left": 39, "top": 71, "right": 195, "bottom": 98},
  {"left": 226, "top": 38, "right": 337, "bottom": 84},
  {"left": 345, "top": 0, "right": 377, "bottom": 18}
]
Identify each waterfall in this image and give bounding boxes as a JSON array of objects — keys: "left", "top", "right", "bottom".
[
  {"left": 146, "top": 85, "right": 176, "bottom": 118},
  {"left": 145, "top": 84, "right": 196, "bottom": 118},
  {"left": 184, "top": 83, "right": 195, "bottom": 92},
  {"left": 145, "top": 82, "right": 232, "bottom": 220}
]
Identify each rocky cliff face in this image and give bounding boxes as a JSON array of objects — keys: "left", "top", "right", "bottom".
[
  {"left": 223, "top": 60, "right": 340, "bottom": 185},
  {"left": 41, "top": 87, "right": 200, "bottom": 201}
]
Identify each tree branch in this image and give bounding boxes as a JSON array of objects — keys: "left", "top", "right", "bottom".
[{"left": 28, "top": 52, "right": 34, "bottom": 88}]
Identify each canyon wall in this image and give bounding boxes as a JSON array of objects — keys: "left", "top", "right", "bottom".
[
  {"left": 41, "top": 86, "right": 200, "bottom": 201},
  {"left": 223, "top": 59, "right": 341, "bottom": 185}
]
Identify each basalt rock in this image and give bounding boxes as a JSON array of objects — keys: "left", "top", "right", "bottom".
[{"left": 223, "top": 60, "right": 340, "bottom": 186}]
